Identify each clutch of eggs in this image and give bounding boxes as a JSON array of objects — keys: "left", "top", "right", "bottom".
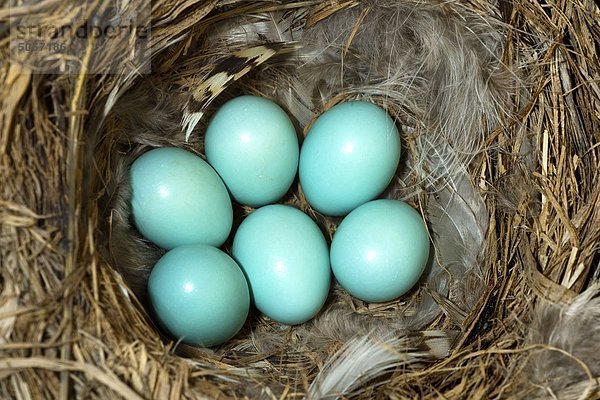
[{"left": 129, "top": 95, "right": 430, "bottom": 347}]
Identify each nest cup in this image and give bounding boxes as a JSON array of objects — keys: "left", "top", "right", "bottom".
[{"left": 2, "top": 1, "right": 599, "bottom": 399}]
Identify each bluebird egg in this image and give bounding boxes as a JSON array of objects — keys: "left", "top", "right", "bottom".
[
  {"left": 299, "top": 101, "right": 401, "bottom": 216},
  {"left": 148, "top": 244, "right": 250, "bottom": 347},
  {"left": 205, "top": 96, "right": 299, "bottom": 207},
  {"left": 330, "top": 199, "right": 430, "bottom": 302},
  {"left": 130, "top": 147, "right": 233, "bottom": 249},
  {"left": 232, "top": 205, "right": 331, "bottom": 325}
]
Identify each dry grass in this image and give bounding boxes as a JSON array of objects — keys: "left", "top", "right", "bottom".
[{"left": 1, "top": 0, "right": 599, "bottom": 399}]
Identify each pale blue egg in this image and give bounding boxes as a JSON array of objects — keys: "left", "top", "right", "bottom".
[
  {"left": 330, "top": 199, "right": 430, "bottom": 302},
  {"left": 232, "top": 205, "right": 331, "bottom": 325},
  {"left": 130, "top": 147, "right": 233, "bottom": 249},
  {"left": 205, "top": 96, "right": 299, "bottom": 207},
  {"left": 148, "top": 244, "right": 250, "bottom": 347},
  {"left": 299, "top": 101, "right": 401, "bottom": 216}
]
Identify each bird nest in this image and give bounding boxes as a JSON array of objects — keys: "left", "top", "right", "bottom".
[{"left": 1, "top": 0, "right": 599, "bottom": 399}]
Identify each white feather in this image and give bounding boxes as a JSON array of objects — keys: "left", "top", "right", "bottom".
[
  {"left": 524, "top": 281, "right": 600, "bottom": 397},
  {"left": 306, "top": 335, "right": 420, "bottom": 399},
  {"left": 306, "top": 331, "right": 451, "bottom": 399}
]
